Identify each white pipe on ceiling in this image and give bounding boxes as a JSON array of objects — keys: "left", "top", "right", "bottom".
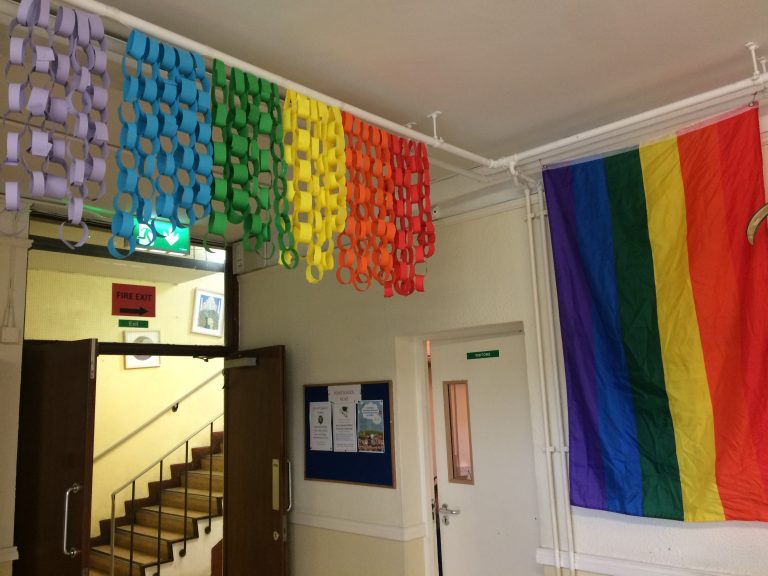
[
  {"left": 42, "top": 0, "right": 496, "bottom": 169},
  {"left": 494, "top": 72, "right": 768, "bottom": 172},
  {"left": 3, "top": 1, "right": 766, "bottom": 186}
]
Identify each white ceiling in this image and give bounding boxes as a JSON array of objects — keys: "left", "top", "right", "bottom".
[
  {"left": 96, "top": 0, "right": 768, "bottom": 160},
  {"left": 3, "top": 0, "right": 768, "bottom": 241}
]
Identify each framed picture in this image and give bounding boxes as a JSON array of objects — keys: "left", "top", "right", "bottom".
[
  {"left": 192, "top": 288, "right": 224, "bottom": 337},
  {"left": 124, "top": 330, "right": 161, "bottom": 369}
]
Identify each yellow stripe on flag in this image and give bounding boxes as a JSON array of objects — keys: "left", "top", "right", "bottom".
[{"left": 639, "top": 137, "right": 724, "bottom": 521}]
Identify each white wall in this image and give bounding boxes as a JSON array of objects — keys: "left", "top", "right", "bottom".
[
  {"left": 240, "top": 170, "right": 768, "bottom": 576},
  {"left": 239, "top": 204, "right": 554, "bottom": 576},
  {"left": 0, "top": 209, "right": 30, "bottom": 576}
]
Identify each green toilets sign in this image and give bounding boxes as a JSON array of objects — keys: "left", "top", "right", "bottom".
[{"left": 467, "top": 350, "right": 500, "bottom": 360}]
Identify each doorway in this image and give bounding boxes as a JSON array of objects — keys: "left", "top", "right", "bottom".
[
  {"left": 425, "top": 330, "right": 542, "bottom": 576},
  {"left": 14, "top": 342, "right": 289, "bottom": 576}
]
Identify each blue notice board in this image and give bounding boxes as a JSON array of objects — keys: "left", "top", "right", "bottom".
[{"left": 304, "top": 381, "right": 395, "bottom": 488}]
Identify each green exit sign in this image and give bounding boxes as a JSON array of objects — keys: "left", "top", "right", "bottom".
[
  {"left": 119, "top": 319, "right": 149, "bottom": 328},
  {"left": 467, "top": 350, "right": 499, "bottom": 360},
  {"left": 134, "top": 219, "right": 190, "bottom": 254}
]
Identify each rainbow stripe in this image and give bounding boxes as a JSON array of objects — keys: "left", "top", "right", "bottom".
[{"left": 544, "top": 108, "right": 768, "bottom": 521}]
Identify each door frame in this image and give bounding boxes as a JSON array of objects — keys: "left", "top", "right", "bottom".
[{"left": 412, "top": 322, "right": 526, "bottom": 576}]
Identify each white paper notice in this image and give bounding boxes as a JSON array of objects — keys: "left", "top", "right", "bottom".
[
  {"left": 329, "top": 384, "right": 362, "bottom": 405},
  {"left": 332, "top": 402, "right": 358, "bottom": 452},
  {"left": 309, "top": 402, "right": 332, "bottom": 451}
]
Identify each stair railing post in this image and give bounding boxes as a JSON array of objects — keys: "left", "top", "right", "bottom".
[
  {"left": 110, "top": 494, "right": 116, "bottom": 576},
  {"left": 157, "top": 459, "right": 163, "bottom": 576},
  {"left": 207, "top": 422, "right": 213, "bottom": 534},
  {"left": 129, "top": 481, "right": 136, "bottom": 574},
  {"left": 181, "top": 440, "right": 189, "bottom": 557}
]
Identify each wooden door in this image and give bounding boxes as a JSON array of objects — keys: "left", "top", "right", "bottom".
[
  {"left": 14, "top": 339, "right": 97, "bottom": 576},
  {"left": 224, "top": 345, "right": 288, "bottom": 575},
  {"left": 430, "top": 333, "right": 541, "bottom": 576}
]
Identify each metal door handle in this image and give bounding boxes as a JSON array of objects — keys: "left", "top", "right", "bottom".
[
  {"left": 62, "top": 483, "right": 81, "bottom": 558},
  {"left": 286, "top": 459, "right": 293, "bottom": 512},
  {"left": 272, "top": 459, "right": 280, "bottom": 511},
  {"left": 439, "top": 504, "right": 460, "bottom": 515}
]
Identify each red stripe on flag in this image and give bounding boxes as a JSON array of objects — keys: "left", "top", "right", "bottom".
[
  {"left": 717, "top": 109, "right": 768, "bottom": 517},
  {"left": 678, "top": 109, "right": 768, "bottom": 520}
]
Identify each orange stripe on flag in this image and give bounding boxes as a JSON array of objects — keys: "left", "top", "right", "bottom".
[{"left": 678, "top": 109, "right": 768, "bottom": 520}]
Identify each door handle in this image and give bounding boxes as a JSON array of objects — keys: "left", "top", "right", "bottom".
[
  {"left": 438, "top": 504, "right": 460, "bottom": 515},
  {"left": 439, "top": 503, "right": 460, "bottom": 526},
  {"left": 62, "top": 483, "right": 81, "bottom": 558},
  {"left": 272, "top": 459, "right": 280, "bottom": 511},
  {"left": 286, "top": 459, "right": 293, "bottom": 513}
]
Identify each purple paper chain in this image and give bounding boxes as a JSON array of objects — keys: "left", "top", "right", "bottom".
[{"left": 3, "top": 0, "right": 108, "bottom": 250}]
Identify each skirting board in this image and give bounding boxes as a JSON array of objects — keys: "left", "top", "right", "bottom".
[
  {"left": 537, "top": 547, "right": 727, "bottom": 576},
  {"left": 0, "top": 546, "right": 18, "bottom": 563},
  {"left": 290, "top": 513, "right": 425, "bottom": 542}
]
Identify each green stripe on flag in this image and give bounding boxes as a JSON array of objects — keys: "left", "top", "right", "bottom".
[{"left": 604, "top": 150, "right": 684, "bottom": 520}]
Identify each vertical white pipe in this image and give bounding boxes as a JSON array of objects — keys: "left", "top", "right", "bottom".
[
  {"left": 523, "top": 183, "right": 562, "bottom": 576},
  {"left": 537, "top": 186, "right": 577, "bottom": 574},
  {"left": 746, "top": 42, "right": 760, "bottom": 80}
]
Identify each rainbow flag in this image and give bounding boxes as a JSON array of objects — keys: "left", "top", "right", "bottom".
[{"left": 543, "top": 107, "right": 768, "bottom": 521}]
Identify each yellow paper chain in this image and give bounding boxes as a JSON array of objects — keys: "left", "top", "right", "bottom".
[{"left": 283, "top": 90, "right": 347, "bottom": 283}]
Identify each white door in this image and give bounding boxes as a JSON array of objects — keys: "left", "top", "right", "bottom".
[{"left": 430, "top": 332, "right": 541, "bottom": 576}]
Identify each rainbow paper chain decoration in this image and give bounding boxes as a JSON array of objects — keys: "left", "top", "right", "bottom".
[
  {"left": 336, "top": 113, "right": 396, "bottom": 291},
  {"left": 283, "top": 90, "right": 348, "bottom": 283},
  {"left": 111, "top": 30, "right": 211, "bottom": 258},
  {"left": 4, "top": 0, "right": 109, "bottom": 249},
  {"left": 209, "top": 60, "right": 296, "bottom": 266}
]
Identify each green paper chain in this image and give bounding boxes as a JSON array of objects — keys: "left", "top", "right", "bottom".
[{"left": 209, "top": 60, "right": 297, "bottom": 267}]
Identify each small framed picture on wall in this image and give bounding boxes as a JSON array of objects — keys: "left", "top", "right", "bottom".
[
  {"left": 124, "top": 330, "right": 161, "bottom": 369},
  {"left": 192, "top": 288, "right": 224, "bottom": 337}
]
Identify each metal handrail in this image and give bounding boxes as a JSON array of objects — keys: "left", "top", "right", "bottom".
[
  {"left": 111, "top": 413, "right": 223, "bottom": 500},
  {"left": 109, "top": 413, "right": 224, "bottom": 576},
  {"left": 95, "top": 371, "right": 222, "bottom": 463}
]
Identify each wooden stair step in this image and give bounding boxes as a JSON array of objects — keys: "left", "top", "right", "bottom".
[
  {"left": 134, "top": 507, "right": 199, "bottom": 536},
  {"left": 90, "top": 545, "right": 165, "bottom": 576},
  {"left": 164, "top": 485, "right": 223, "bottom": 498},
  {"left": 117, "top": 523, "right": 186, "bottom": 540},
  {"left": 200, "top": 453, "right": 225, "bottom": 472},
  {"left": 93, "top": 544, "right": 159, "bottom": 565},
  {"left": 142, "top": 505, "right": 213, "bottom": 519},
  {"left": 163, "top": 485, "right": 223, "bottom": 513},
  {"left": 182, "top": 469, "right": 224, "bottom": 491},
  {"left": 114, "top": 523, "right": 182, "bottom": 559}
]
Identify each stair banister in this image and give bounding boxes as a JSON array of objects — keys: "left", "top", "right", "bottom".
[
  {"left": 109, "top": 413, "right": 223, "bottom": 576},
  {"left": 95, "top": 371, "right": 222, "bottom": 463}
]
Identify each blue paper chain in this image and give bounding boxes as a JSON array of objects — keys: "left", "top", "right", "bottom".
[{"left": 110, "top": 29, "right": 212, "bottom": 258}]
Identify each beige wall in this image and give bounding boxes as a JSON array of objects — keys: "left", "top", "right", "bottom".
[
  {"left": 24, "top": 261, "right": 225, "bottom": 535},
  {"left": 241, "top": 175, "right": 768, "bottom": 576},
  {"left": 239, "top": 204, "right": 550, "bottom": 576},
  {"left": 0, "top": 210, "right": 30, "bottom": 576}
]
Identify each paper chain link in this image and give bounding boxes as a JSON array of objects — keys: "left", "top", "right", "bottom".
[
  {"left": 3, "top": 0, "right": 109, "bottom": 249},
  {"left": 283, "top": 90, "right": 347, "bottom": 283},
  {"left": 336, "top": 113, "right": 396, "bottom": 291},
  {"left": 111, "top": 30, "right": 212, "bottom": 258},
  {"left": 209, "top": 60, "right": 296, "bottom": 266},
  {"left": 386, "top": 136, "right": 435, "bottom": 297}
]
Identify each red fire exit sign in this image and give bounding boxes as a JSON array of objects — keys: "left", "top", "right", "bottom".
[{"left": 112, "top": 283, "right": 156, "bottom": 317}]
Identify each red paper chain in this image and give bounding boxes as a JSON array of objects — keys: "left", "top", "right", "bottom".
[
  {"left": 336, "top": 113, "right": 435, "bottom": 297},
  {"left": 336, "top": 113, "right": 396, "bottom": 291},
  {"left": 386, "top": 136, "right": 435, "bottom": 297}
]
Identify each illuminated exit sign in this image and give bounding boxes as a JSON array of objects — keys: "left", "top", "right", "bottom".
[{"left": 134, "top": 219, "right": 190, "bottom": 254}]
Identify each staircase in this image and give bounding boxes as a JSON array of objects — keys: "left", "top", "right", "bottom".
[{"left": 89, "top": 431, "right": 224, "bottom": 576}]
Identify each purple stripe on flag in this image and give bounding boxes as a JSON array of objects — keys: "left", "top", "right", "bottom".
[{"left": 544, "top": 166, "right": 605, "bottom": 509}]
